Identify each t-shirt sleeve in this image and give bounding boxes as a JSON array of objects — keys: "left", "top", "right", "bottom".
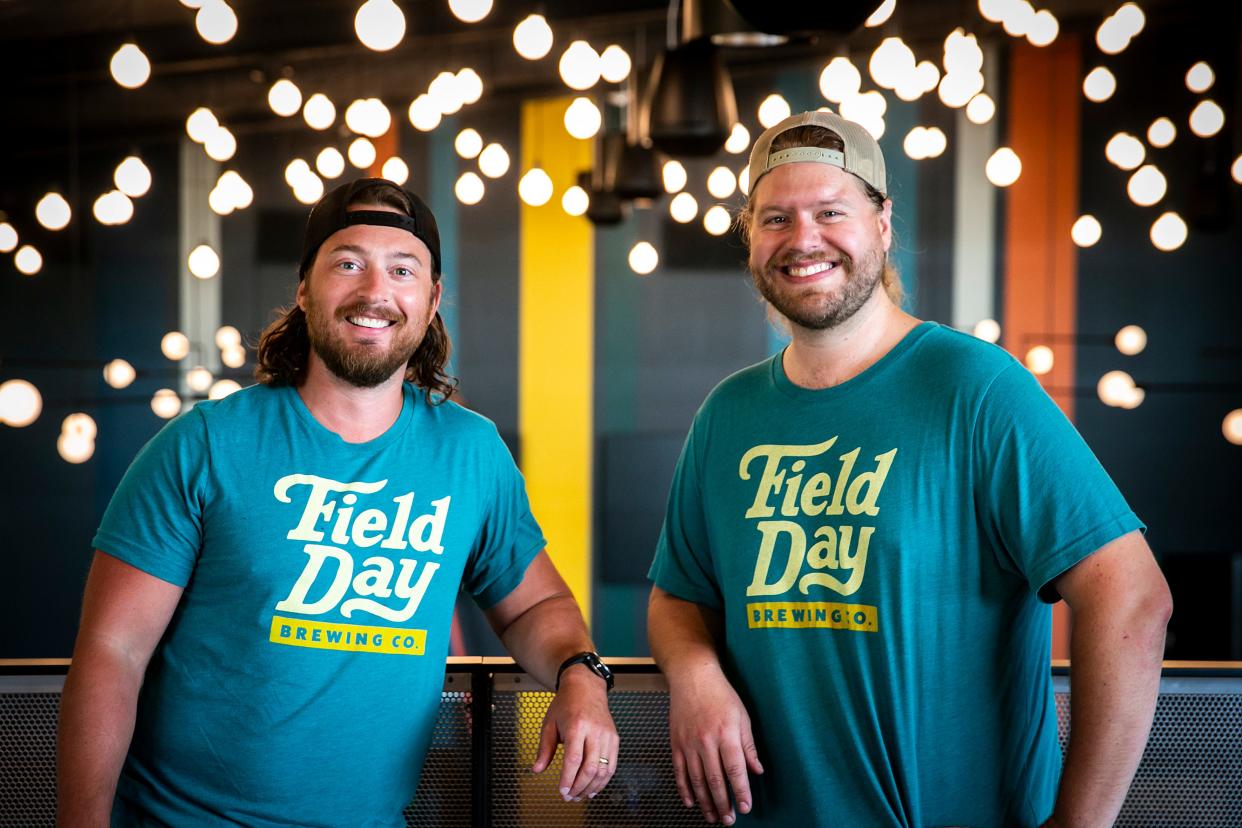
[
  {"left": 648, "top": 419, "right": 724, "bottom": 609},
  {"left": 461, "top": 430, "right": 547, "bottom": 609},
  {"left": 91, "top": 409, "right": 211, "bottom": 588},
  {"left": 973, "top": 362, "right": 1144, "bottom": 602}
]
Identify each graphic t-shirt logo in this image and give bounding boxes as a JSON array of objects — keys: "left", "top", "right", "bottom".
[
  {"left": 267, "top": 474, "right": 451, "bottom": 655},
  {"left": 738, "top": 438, "right": 896, "bottom": 632}
]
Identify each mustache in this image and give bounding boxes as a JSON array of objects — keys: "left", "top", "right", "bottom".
[{"left": 335, "top": 303, "right": 402, "bottom": 323}]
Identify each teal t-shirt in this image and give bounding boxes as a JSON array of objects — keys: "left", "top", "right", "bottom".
[
  {"left": 93, "top": 383, "right": 545, "bottom": 827},
  {"left": 649, "top": 322, "right": 1143, "bottom": 827}
]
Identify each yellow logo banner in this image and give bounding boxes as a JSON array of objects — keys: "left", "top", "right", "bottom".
[
  {"left": 269, "top": 615, "right": 427, "bottom": 655},
  {"left": 747, "top": 601, "right": 878, "bottom": 632}
]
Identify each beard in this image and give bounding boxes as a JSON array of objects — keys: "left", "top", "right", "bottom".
[
  {"left": 750, "top": 244, "right": 887, "bottom": 331},
  {"left": 303, "top": 296, "right": 425, "bottom": 388}
]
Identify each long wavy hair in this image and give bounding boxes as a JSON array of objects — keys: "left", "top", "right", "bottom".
[
  {"left": 254, "top": 181, "right": 458, "bottom": 403},
  {"left": 737, "top": 124, "right": 904, "bottom": 307}
]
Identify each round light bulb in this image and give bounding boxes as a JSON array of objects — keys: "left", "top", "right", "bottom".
[
  {"left": 1115, "top": 325, "right": 1147, "bottom": 356},
  {"left": 62, "top": 412, "right": 98, "bottom": 440},
  {"left": 188, "top": 244, "right": 220, "bottom": 279},
  {"left": 285, "top": 158, "right": 312, "bottom": 187},
  {"left": 1127, "top": 165, "right": 1167, "bottom": 207},
  {"left": 195, "top": 0, "right": 238, "bottom": 45},
  {"left": 738, "top": 165, "right": 750, "bottom": 195},
  {"left": 208, "top": 185, "right": 235, "bottom": 216},
  {"left": 513, "top": 14, "right": 553, "bottom": 61},
  {"left": 1147, "top": 117, "right": 1176, "bottom": 148},
  {"left": 518, "top": 168, "right": 554, "bottom": 207},
  {"left": 407, "top": 94, "right": 442, "bottom": 132},
  {"left": 209, "top": 379, "right": 242, "bottom": 400},
  {"left": 110, "top": 43, "right": 151, "bottom": 89},
  {"left": 628, "top": 241, "right": 659, "bottom": 276},
  {"left": 478, "top": 143, "right": 510, "bottom": 178},
  {"left": 268, "top": 78, "right": 302, "bottom": 116},
  {"left": 904, "top": 127, "right": 930, "bottom": 161},
  {"left": 703, "top": 205, "right": 731, "bottom": 236},
  {"left": 186, "top": 107, "right": 218, "bottom": 142},
  {"left": 1001, "top": 0, "right": 1036, "bottom": 37},
  {"left": 455, "top": 172, "right": 485, "bottom": 205},
  {"left": 1185, "top": 61, "right": 1214, "bottom": 93},
  {"left": 1232, "top": 154, "right": 1242, "bottom": 185},
  {"left": 564, "top": 97, "right": 602, "bottom": 140},
  {"left": 923, "top": 127, "right": 947, "bottom": 159},
  {"left": 966, "top": 93, "right": 996, "bottom": 124},
  {"left": 381, "top": 156, "right": 409, "bottom": 185},
  {"left": 758, "top": 93, "right": 792, "bottom": 128},
  {"left": 669, "top": 192, "right": 699, "bottom": 223},
  {"left": 1096, "top": 17, "right": 1130, "bottom": 55},
  {"left": 221, "top": 344, "right": 246, "bottom": 369},
  {"left": 1071, "top": 215, "right": 1102, "bottom": 247},
  {"left": 186, "top": 366, "right": 213, "bottom": 393},
  {"left": 114, "top": 156, "right": 152, "bottom": 197},
  {"left": 36, "top": 192, "right": 72, "bottom": 231},
  {"left": 456, "top": 68, "right": 484, "bottom": 105},
  {"left": 1083, "top": 67, "right": 1116, "bottom": 103},
  {"left": 151, "top": 389, "right": 181, "bottom": 419},
  {"left": 316, "top": 147, "right": 345, "bottom": 179},
  {"left": 0, "top": 223, "right": 17, "bottom": 253},
  {"left": 707, "top": 166, "right": 737, "bottom": 199},
  {"left": 1223, "top": 410, "right": 1242, "bottom": 445},
  {"left": 293, "top": 173, "right": 324, "bottom": 205},
  {"left": 57, "top": 431, "right": 95, "bottom": 464},
  {"left": 93, "top": 191, "right": 134, "bottom": 226},
  {"left": 355, "top": 0, "right": 406, "bottom": 51},
  {"left": 1025, "top": 345, "right": 1054, "bottom": 375},
  {"left": 1150, "top": 212, "right": 1187, "bottom": 252},
  {"left": 348, "top": 138, "right": 377, "bottom": 169},
  {"left": 725, "top": 123, "right": 750, "bottom": 154},
  {"left": 559, "top": 41, "right": 601, "bottom": 91},
  {"left": 303, "top": 93, "right": 336, "bottom": 130},
  {"left": 938, "top": 72, "right": 984, "bottom": 108},
  {"left": 819, "top": 57, "right": 862, "bottom": 103},
  {"left": 14, "top": 245, "right": 43, "bottom": 276},
  {"left": 1189, "top": 100, "right": 1225, "bottom": 138},
  {"left": 1097, "top": 370, "right": 1136, "bottom": 407},
  {"left": 662, "top": 160, "right": 687, "bottom": 194},
  {"left": 973, "top": 318, "right": 1001, "bottom": 343},
  {"left": 1026, "top": 10, "right": 1059, "bottom": 46},
  {"left": 1105, "top": 132, "right": 1145, "bottom": 170},
  {"left": 0, "top": 379, "right": 42, "bottom": 427},
  {"left": 866, "top": 0, "right": 896, "bottom": 27},
  {"left": 455, "top": 128, "right": 483, "bottom": 159},
  {"left": 599, "top": 45, "right": 632, "bottom": 83},
  {"left": 985, "top": 147, "right": 1022, "bottom": 187},
  {"left": 214, "top": 325, "right": 241, "bottom": 350},
  {"left": 561, "top": 185, "right": 589, "bottom": 216},
  {"left": 428, "top": 73, "right": 464, "bottom": 116},
  {"left": 103, "top": 358, "right": 136, "bottom": 389},
  {"left": 1114, "top": 3, "right": 1146, "bottom": 37},
  {"left": 204, "top": 126, "right": 236, "bottom": 162},
  {"left": 448, "top": 0, "right": 492, "bottom": 23},
  {"left": 161, "top": 331, "right": 190, "bottom": 361}
]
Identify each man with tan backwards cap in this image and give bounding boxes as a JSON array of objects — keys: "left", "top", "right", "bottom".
[
  {"left": 647, "top": 112, "right": 1171, "bottom": 827},
  {"left": 58, "top": 178, "right": 618, "bottom": 827}
]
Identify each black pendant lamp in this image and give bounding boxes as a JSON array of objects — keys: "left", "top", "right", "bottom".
[{"left": 641, "top": 37, "right": 737, "bottom": 157}]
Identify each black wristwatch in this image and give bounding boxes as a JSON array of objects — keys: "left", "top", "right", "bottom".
[{"left": 555, "top": 651, "right": 614, "bottom": 692}]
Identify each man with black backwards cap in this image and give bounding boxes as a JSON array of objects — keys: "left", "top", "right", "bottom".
[
  {"left": 58, "top": 178, "right": 618, "bottom": 826},
  {"left": 647, "top": 112, "right": 1171, "bottom": 827}
]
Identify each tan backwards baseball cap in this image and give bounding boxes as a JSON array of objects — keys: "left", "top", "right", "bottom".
[{"left": 747, "top": 110, "right": 887, "bottom": 197}]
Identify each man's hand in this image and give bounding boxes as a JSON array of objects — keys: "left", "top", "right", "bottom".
[
  {"left": 667, "top": 668, "right": 763, "bottom": 826},
  {"left": 531, "top": 666, "right": 618, "bottom": 801}
]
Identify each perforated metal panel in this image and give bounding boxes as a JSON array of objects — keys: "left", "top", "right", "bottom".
[
  {"left": 1055, "top": 681, "right": 1242, "bottom": 827},
  {"left": 488, "top": 673, "right": 703, "bottom": 827},
  {"left": 0, "top": 686, "right": 59, "bottom": 828},
  {"left": 404, "top": 673, "right": 474, "bottom": 828}
]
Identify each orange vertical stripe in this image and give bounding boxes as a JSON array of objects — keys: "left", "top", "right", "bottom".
[{"left": 1002, "top": 37, "right": 1081, "bottom": 660}]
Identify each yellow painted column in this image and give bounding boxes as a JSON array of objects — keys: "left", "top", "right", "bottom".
[{"left": 519, "top": 97, "right": 595, "bottom": 620}]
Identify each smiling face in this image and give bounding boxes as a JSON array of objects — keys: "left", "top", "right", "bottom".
[
  {"left": 296, "top": 205, "right": 441, "bottom": 388},
  {"left": 747, "top": 161, "right": 892, "bottom": 332}
]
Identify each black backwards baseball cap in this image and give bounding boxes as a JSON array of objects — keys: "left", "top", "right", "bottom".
[{"left": 298, "top": 177, "right": 442, "bottom": 281}]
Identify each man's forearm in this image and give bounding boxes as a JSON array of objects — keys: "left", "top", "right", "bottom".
[
  {"left": 496, "top": 592, "right": 597, "bottom": 689},
  {"left": 57, "top": 646, "right": 144, "bottom": 827},
  {"left": 1051, "top": 595, "right": 1170, "bottom": 827},
  {"left": 647, "top": 588, "right": 729, "bottom": 692}
]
